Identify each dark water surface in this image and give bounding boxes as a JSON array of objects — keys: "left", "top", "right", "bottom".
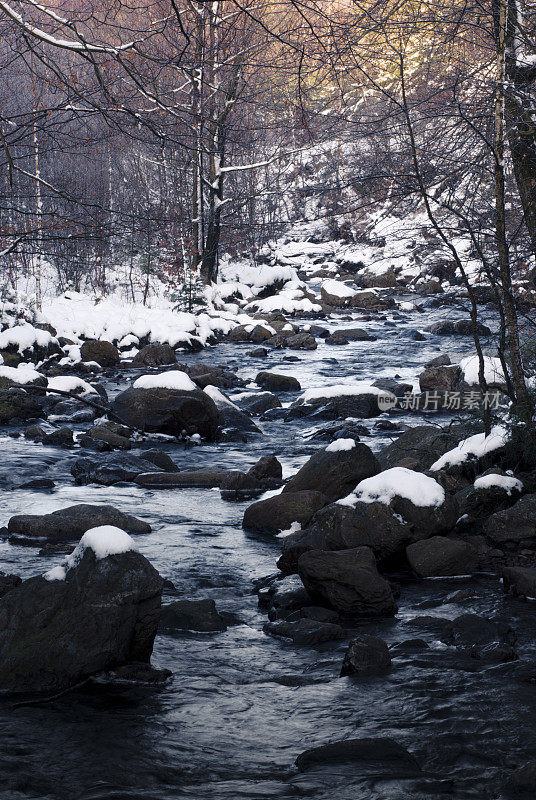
[{"left": 0, "top": 299, "right": 533, "bottom": 800}]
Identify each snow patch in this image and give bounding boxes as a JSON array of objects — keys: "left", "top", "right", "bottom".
[
  {"left": 326, "top": 438, "right": 356, "bottom": 452},
  {"left": 0, "top": 363, "right": 42, "bottom": 384},
  {"left": 430, "top": 426, "right": 509, "bottom": 471},
  {"left": 474, "top": 473, "right": 522, "bottom": 495},
  {"left": 44, "top": 525, "right": 137, "bottom": 581},
  {"left": 133, "top": 370, "right": 196, "bottom": 391},
  {"left": 340, "top": 466, "right": 445, "bottom": 508}
]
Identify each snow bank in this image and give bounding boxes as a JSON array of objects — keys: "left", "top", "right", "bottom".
[
  {"left": 326, "top": 438, "right": 356, "bottom": 452},
  {"left": 300, "top": 383, "right": 394, "bottom": 404},
  {"left": 0, "top": 323, "right": 53, "bottom": 353},
  {"left": 47, "top": 375, "right": 98, "bottom": 395},
  {"left": 219, "top": 260, "right": 298, "bottom": 289},
  {"left": 246, "top": 291, "right": 321, "bottom": 314},
  {"left": 340, "top": 466, "right": 445, "bottom": 508},
  {"left": 430, "top": 426, "right": 509, "bottom": 471},
  {"left": 44, "top": 526, "right": 136, "bottom": 581},
  {"left": 0, "top": 363, "right": 43, "bottom": 384},
  {"left": 460, "top": 355, "right": 506, "bottom": 386},
  {"left": 133, "top": 370, "right": 196, "bottom": 391},
  {"left": 474, "top": 473, "right": 522, "bottom": 494}
]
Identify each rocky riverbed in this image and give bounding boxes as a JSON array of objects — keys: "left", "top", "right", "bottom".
[{"left": 0, "top": 288, "right": 535, "bottom": 800}]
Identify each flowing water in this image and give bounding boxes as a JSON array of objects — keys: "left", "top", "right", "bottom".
[{"left": 0, "top": 296, "right": 534, "bottom": 800}]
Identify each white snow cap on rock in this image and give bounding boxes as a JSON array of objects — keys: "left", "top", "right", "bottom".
[
  {"left": 321, "top": 279, "right": 356, "bottom": 298},
  {"left": 430, "top": 426, "right": 509, "bottom": 471},
  {"left": 300, "top": 383, "right": 395, "bottom": 403},
  {"left": 326, "top": 438, "right": 356, "bottom": 452},
  {"left": 44, "top": 526, "right": 137, "bottom": 581},
  {"left": 474, "top": 473, "right": 522, "bottom": 495},
  {"left": 339, "top": 466, "right": 445, "bottom": 508},
  {"left": 47, "top": 375, "right": 97, "bottom": 395},
  {"left": 133, "top": 370, "right": 196, "bottom": 391},
  {"left": 0, "top": 323, "right": 53, "bottom": 353},
  {"left": 0, "top": 363, "right": 42, "bottom": 384}
]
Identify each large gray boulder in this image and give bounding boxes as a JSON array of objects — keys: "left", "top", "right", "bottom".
[
  {"left": 482, "top": 495, "right": 536, "bottom": 545},
  {"left": 406, "top": 536, "right": 477, "bottom": 578},
  {"left": 378, "top": 425, "right": 464, "bottom": 470},
  {"left": 112, "top": 387, "right": 219, "bottom": 440},
  {"left": 282, "top": 443, "right": 379, "bottom": 503},
  {"left": 8, "top": 504, "right": 151, "bottom": 543},
  {"left": 80, "top": 339, "right": 120, "bottom": 367},
  {"left": 297, "top": 546, "right": 396, "bottom": 617},
  {"left": 243, "top": 491, "right": 326, "bottom": 534},
  {"left": 71, "top": 454, "right": 165, "bottom": 486},
  {"left": 502, "top": 566, "right": 536, "bottom": 598},
  {"left": 340, "top": 635, "right": 391, "bottom": 677},
  {"left": 132, "top": 343, "right": 176, "bottom": 367},
  {"left": 0, "top": 532, "right": 163, "bottom": 693}
]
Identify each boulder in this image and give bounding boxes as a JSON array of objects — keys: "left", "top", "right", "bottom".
[
  {"left": 83, "top": 424, "right": 131, "bottom": 450},
  {"left": 112, "top": 387, "right": 219, "bottom": 440},
  {"left": 282, "top": 443, "right": 379, "bottom": 503},
  {"left": 0, "top": 530, "right": 162, "bottom": 693},
  {"left": 297, "top": 547, "right": 396, "bottom": 617},
  {"left": 482, "top": 495, "right": 536, "bottom": 545},
  {"left": 419, "top": 365, "right": 463, "bottom": 393},
  {"left": 186, "top": 363, "right": 241, "bottom": 390},
  {"left": 8, "top": 504, "right": 151, "bottom": 543},
  {"left": 141, "top": 449, "right": 179, "bottom": 472},
  {"left": 135, "top": 469, "right": 228, "bottom": 489},
  {"left": 295, "top": 738, "right": 420, "bottom": 775},
  {"left": 263, "top": 618, "right": 346, "bottom": 645},
  {"left": 429, "top": 320, "right": 491, "bottom": 336},
  {"left": 440, "top": 613, "right": 517, "bottom": 662},
  {"left": 255, "top": 371, "right": 301, "bottom": 392},
  {"left": 71, "top": 454, "right": 163, "bottom": 486},
  {"left": 290, "top": 392, "right": 390, "bottom": 421},
  {"left": 159, "top": 599, "right": 226, "bottom": 632},
  {"left": 340, "top": 635, "right": 391, "bottom": 676},
  {"left": 132, "top": 343, "right": 176, "bottom": 367},
  {"left": 234, "top": 391, "right": 281, "bottom": 416},
  {"left": 41, "top": 427, "right": 74, "bottom": 448},
  {"left": 378, "top": 425, "right": 464, "bottom": 470},
  {"left": 0, "top": 572, "right": 21, "bottom": 599},
  {"left": 243, "top": 491, "right": 326, "bottom": 535},
  {"left": 219, "top": 470, "right": 267, "bottom": 501},
  {"left": 342, "top": 328, "right": 377, "bottom": 341},
  {"left": 248, "top": 454, "right": 283, "bottom": 482},
  {"left": 502, "top": 566, "right": 536, "bottom": 598},
  {"left": 0, "top": 388, "right": 44, "bottom": 424},
  {"left": 80, "top": 339, "right": 120, "bottom": 367},
  {"left": 406, "top": 536, "right": 477, "bottom": 578}
]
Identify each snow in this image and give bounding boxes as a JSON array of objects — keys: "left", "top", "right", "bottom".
[
  {"left": 460, "top": 355, "right": 506, "bottom": 386},
  {"left": 340, "top": 466, "right": 445, "bottom": 508},
  {"left": 44, "top": 525, "right": 136, "bottom": 581},
  {"left": 47, "top": 375, "right": 98, "bottom": 395},
  {"left": 430, "top": 426, "right": 509, "bottom": 471},
  {"left": 326, "top": 438, "right": 356, "bottom": 452},
  {"left": 474, "top": 473, "right": 522, "bottom": 494},
  {"left": 0, "top": 363, "right": 42, "bottom": 384},
  {"left": 133, "top": 370, "right": 196, "bottom": 391},
  {"left": 203, "top": 384, "right": 239, "bottom": 409},
  {"left": 321, "top": 279, "right": 356, "bottom": 298},
  {"left": 276, "top": 521, "right": 302, "bottom": 539},
  {"left": 300, "top": 383, "right": 395, "bottom": 403},
  {"left": 0, "top": 323, "right": 54, "bottom": 353}
]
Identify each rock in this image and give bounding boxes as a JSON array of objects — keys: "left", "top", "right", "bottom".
[
  {"left": 419, "top": 365, "right": 463, "bottom": 392},
  {"left": 0, "top": 388, "right": 44, "bottom": 424},
  {"left": 440, "top": 613, "right": 517, "bottom": 662},
  {"left": 378, "top": 425, "right": 464, "bottom": 471},
  {"left": 295, "top": 738, "right": 420, "bottom": 775},
  {"left": 41, "top": 427, "right": 74, "bottom": 448},
  {"left": 132, "top": 343, "right": 176, "bottom": 367},
  {"left": 0, "top": 572, "right": 21, "bottom": 599},
  {"left": 502, "top": 566, "right": 536, "bottom": 598},
  {"left": 186, "top": 363, "right": 241, "bottom": 390},
  {"left": 135, "top": 469, "right": 228, "bottom": 489},
  {"left": 282, "top": 443, "right": 379, "bottom": 503},
  {"left": 350, "top": 290, "right": 395, "bottom": 310},
  {"left": 259, "top": 574, "right": 311, "bottom": 616},
  {"left": 255, "top": 371, "right": 301, "bottom": 392},
  {"left": 8, "top": 504, "right": 151, "bottom": 543},
  {"left": 342, "top": 328, "right": 377, "bottom": 341},
  {"left": 159, "top": 599, "right": 227, "bottom": 632},
  {"left": 248, "top": 454, "right": 283, "bottom": 482},
  {"left": 249, "top": 324, "right": 273, "bottom": 343},
  {"left": 112, "top": 387, "right": 219, "bottom": 440},
  {"left": 422, "top": 278, "right": 443, "bottom": 294},
  {"left": 141, "top": 449, "right": 179, "bottom": 472},
  {"left": 406, "top": 537, "right": 477, "bottom": 578},
  {"left": 84, "top": 425, "right": 131, "bottom": 450},
  {"left": 325, "top": 332, "right": 349, "bottom": 346},
  {"left": 358, "top": 268, "right": 399, "bottom": 289},
  {"left": 219, "top": 470, "right": 266, "bottom": 501},
  {"left": 430, "top": 320, "right": 491, "bottom": 336},
  {"left": 80, "top": 339, "right": 120, "bottom": 367},
  {"left": 297, "top": 547, "right": 396, "bottom": 617},
  {"left": 263, "top": 618, "right": 345, "bottom": 645},
  {"left": 340, "top": 635, "right": 391, "bottom": 676},
  {"left": 24, "top": 424, "right": 45, "bottom": 440},
  {"left": 482, "top": 495, "right": 536, "bottom": 545},
  {"left": 0, "top": 535, "right": 162, "bottom": 693},
  {"left": 247, "top": 347, "right": 268, "bottom": 358},
  {"left": 425, "top": 354, "right": 451, "bottom": 368},
  {"left": 71, "top": 454, "right": 163, "bottom": 486},
  {"left": 243, "top": 491, "right": 326, "bottom": 535},
  {"left": 290, "top": 392, "right": 389, "bottom": 421},
  {"left": 505, "top": 760, "right": 536, "bottom": 796},
  {"left": 234, "top": 392, "right": 281, "bottom": 416},
  {"left": 208, "top": 392, "right": 261, "bottom": 435}
]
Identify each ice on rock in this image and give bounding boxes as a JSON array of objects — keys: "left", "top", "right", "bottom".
[
  {"left": 325, "top": 438, "right": 356, "bottom": 452},
  {"left": 430, "top": 426, "right": 509, "bottom": 471},
  {"left": 340, "top": 466, "right": 445, "bottom": 508},
  {"left": 133, "top": 370, "right": 197, "bottom": 391},
  {"left": 44, "top": 526, "right": 137, "bottom": 582}
]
